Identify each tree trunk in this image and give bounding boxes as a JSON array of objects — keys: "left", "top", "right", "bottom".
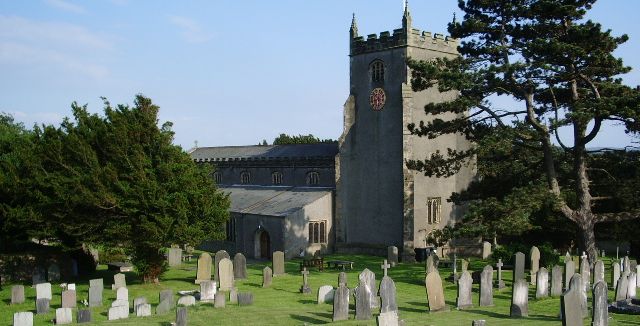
[{"left": 577, "top": 217, "right": 598, "bottom": 264}]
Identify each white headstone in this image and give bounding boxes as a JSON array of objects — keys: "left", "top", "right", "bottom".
[
  {"left": 317, "top": 285, "right": 335, "bottom": 304},
  {"left": 36, "top": 283, "right": 52, "bottom": 300}
]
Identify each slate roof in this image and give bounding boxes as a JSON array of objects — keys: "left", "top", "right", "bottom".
[
  {"left": 222, "top": 186, "right": 332, "bottom": 217},
  {"left": 189, "top": 144, "right": 338, "bottom": 161}
]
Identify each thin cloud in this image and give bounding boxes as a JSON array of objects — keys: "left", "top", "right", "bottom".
[
  {"left": 168, "top": 15, "right": 213, "bottom": 44},
  {"left": 44, "top": 0, "right": 86, "bottom": 14}
]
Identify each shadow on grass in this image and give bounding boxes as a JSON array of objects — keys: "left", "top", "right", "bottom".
[
  {"left": 310, "top": 312, "right": 333, "bottom": 319},
  {"left": 289, "top": 314, "right": 326, "bottom": 324},
  {"left": 399, "top": 305, "right": 425, "bottom": 313},
  {"left": 243, "top": 282, "right": 262, "bottom": 288},
  {"left": 297, "top": 299, "right": 315, "bottom": 304}
]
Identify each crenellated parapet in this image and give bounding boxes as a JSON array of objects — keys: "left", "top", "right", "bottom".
[{"left": 350, "top": 28, "right": 458, "bottom": 56}]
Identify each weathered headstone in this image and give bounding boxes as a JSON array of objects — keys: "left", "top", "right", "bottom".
[
  {"left": 593, "top": 260, "right": 605, "bottom": 287},
  {"left": 381, "top": 259, "right": 391, "bottom": 277},
  {"left": 230, "top": 287, "right": 238, "bottom": 304},
  {"left": 338, "top": 272, "right": 348, "bottom": 287},
  {"left": 387, "top": 246, "right": 398, "bottom": 266},
  {"left": 67, "top": 283, "right": 76, "bottom": 291},
  {"left": 580, "top": 254, "right": 590, "bottom": 291},
  {"left": 218, "top": 258, "right": 235, "bottom": 291},
  {"left": 133, "top": 297, "right": 147, "bottom": 315},
  {"left": 111, "top": 299, "right": 128, "bottom": 308},
  {"left": 61, "top": 290, "right": 76, "bottom": 308},
  {"left": 496, "top": 259, "right": 506, "bottom": 290},
  {"left": 168, "top": 247, "right": 183, "bottom": 267},
  {"left": 176, "top": 307, "right": 187, "bottom": 326},
  {"left": 48, "top": 264, "right": 61, "bottom": 282},
  {"left": 426, "top": 255, "right": 436, "bottom": 274},
  {"left": 156, "top": 298, "right": 172, "bottom": 315},
  {"left": 214, "top": 250, "right": 230, "bottom": 281},
  {"left": 195, "top": 252, "right": 212, "bottom": 284},
  {"left": 214, "top": 291, "right": 226, "bottom": 308},
  {"left": 115, "top": 287, "right": 127, "bottom": 302},
  {"left": 457, "top": 271, "right": 473, "bottom": 309},
  {"left": 480, "top": 265, "right": 493, "bottom": 306},
  {"left": 32, "top": 266, "right": 46, "bottom": 285},
  {"left": 612, "top": 261, "right": 621, "bottom": 290},
  {"left": 11, "top": 285, "right": 25, "bottom": 304},
  {"left": 561, "top": 273, "right": 587, "bottom": 326},
  {"left": 136, "top": 303, "right": 151, "bottom": 317},
  {"left": 359, "top": 268, "right": 378, "bottom": 309},
  {"left": 355, "top": 284, "right": 372, "bottom": 320},
  {"left": 592, "top": 281, "right": 608, "bottom": 326},
  {"left": 535, "top": 267, "right": 549, "bottom": 299},
  {"left": 628, "top": 272, "right": 637, "bottom": 299},
  {"left": 482, "top": 241, "right": 492, "bottom": 259},
  {"left": 177, "top": 295, "right": 195, "bottom": 306},
  {"left": 13, "top": 312, "right": 33, "bottom": 326},
  {"left": 113, "top": 273, "right": 126, "bottom": 290},
  {"left": 514, "top": 252, "right": 525, "bottom": 282},
  {"left": 565, "top": 260, "right": 576, "bottom": 290},
  {"left": 425, "top": 270, "right": 447, "bottom": 312},
  {"left": 200, "top": 280, "right": 216, "bottom": 302},
  {"left": 472, "top": 320, "right": 486, "bottom": 326},
  {"left": 551, "top": 265, "right": 563, "bottom": 297},
  {"left": 272, "top": 251, "right": 285, "bottom": 276},
  {"left": 379, "top": 276, "right": 398, "bottom": 313},
  {"left": 237, "top": 292, "right": 254, "bottom": 306},
  {"left": 530, "top": 246, "right": 540, "bottom": 285},
  {"left": 36, "top": 282, "right": 52, "bottom": 300},
  {"left": 637, "top": 265, "right": 640, "bottom": 287},
  {"left": 377, "top": 311, "right": 400, "bottom": 326},
  {"left": 108, "top": 305, "right": 128, "bottom": 320},
  {"left": 77, "top": 309, "right": 91, "bottom": 323},
  {"left": 159, "top": 289, "right": 174, "bottom": 308},
  {"left": 510, "top": 279, "right": 528, "bottom": 317},
  {"left": 317, "top": 285, "right": 335, "bottom": 304},
  {"left": 89, "top": 279, "right": 103, "bottom": 307},
  {"left": 300, "top": 267, "right": 311, "bottom": 294},
  {"left": 332, "top": 284, "right": 349, "bottom": 321},
  {"left": 615, "top": 271, "right": 629, "bottom": 301},
  {"left": 55, "top": 308, "right": 72, "bottom": 325},
  {"left": 233, "top": 253, "right": 248, "bottom": 279},
  {"left": 461, "top": 259, "right": 469, "bottom": 272},
  {"left": 623, "top": 256, "right": 631, "bottom": 272},
  {"left": 262, "top": 266, "right": 272, "bottom": 288}
]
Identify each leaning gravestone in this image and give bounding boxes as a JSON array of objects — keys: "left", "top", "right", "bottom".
[
  {"left": 551, "top": 265, "right": 563, "bottom": 297},
  {"left": 480, "top": 265, "right": 493, "bottom": 306},
  {"left": 592, "top": 281, "right": 608, "bottom": 326},
  {"left": 510, "top": 279, "right": 528, "bottom": 317},
  {"left": 561, "top": 274, "right": 587, "bottom": 326},
  {"left": 13, "top": 312, "right": 33, "bottom": 326},
  {"left": 387, "top": 246, "right": 398, "bottom": 267},
  {"left": 214, "top": 250, "right": 230, "bottom": 282},
  {"left": 61, "top": 290, "right": 76, "bottom": 308},
  {"left": 218, "top": 258, "right": 235, "bottom": 291},
  {"left": 565, "top": 260, "right": 576, "bottom": 290},
  {"left": 530, "top": 246, "right": 540, "bottom": 285},
  {"left": 200, "top": 280, "right": 216, "bottom": 302},
  {"left": 214, "top": 292, "right": 226, "bottom": 308},
  {"left": 612, "top": 261, "right": 621, "bottom": 290},
  {"left": 48, "top": 263, "right": 61, "bottom": 282},
  {"left": 425, "top": 270, "right": 447, "bottom": 312},
  {"left": 615, "top": 271, "right": 629, "bottom": 301},
  {"left": 237, "top": 292, "right": 254, "bottom": 306},
  {"left": 113, "top": 273, "right": 126, "bottom": 290},
  {"left": 482, "top": 241, "right": 492, "bottom": 259},
  {"left": 379, "top": 276, "right": 398, "bottom": 313},
  {"left": 262, "top": 266, "right": 272, "bottom": 288},
  {"left": 317, "top": 285, "right": 334, "bottom": 304},
  {"left": 332, "top": 284, "right": 349, "bottom": 321},
  {"left": 535, "top": 267, "right": 549, "bottom": 299},
  {"left": 359, "top": 268, "right": 378, "bottom": 309},
  {"left": 77, "top": 309, "right": 91, "bottom": 323},
  {"left": 89, "top": 278, "right": 103, "bottom": 307},
  {"left": 11, "top": 285, "right": 25, "bottom": 304},
  {"left": 56, "top": 307, "right": 72, "bottom": 325},
  {"left": 514, "top": 252, "right": 525, "bottom": 282},
  {"left": 355, "top": 284, "right": 372, "bottom": 320},
  {"left": 457, "top": 271, "right": 473, "bottom": 309},
  {"left": 36, "top": 282, "right": 52, "bottom": 300},
  {"left": 272, "top": 251, "right": 285, "bottom": 276},
  {"left": 195, "top": 252, "right": 212, "bottom": 284},
  {"left": 233, "top": 253, "right": 248, "bottom": 280},
  {"left": 168, "top": 247, "right": 182, "bottom": 267},
  {"left": 580, "top": 255, "right": 590, "bottom": 291},
  {"left": 176, "top": 307, "right": 187, "bottom": 326},
  {"left": 177, "top": 295, "right": 196, "bottom": 306},
  {"left": 593, "top": 260, "right": 605, "bottom": 286}
]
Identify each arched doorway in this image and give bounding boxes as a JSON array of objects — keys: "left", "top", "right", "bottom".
[{"left": 254, "top": 228, "right": 271, "bottom": 259}]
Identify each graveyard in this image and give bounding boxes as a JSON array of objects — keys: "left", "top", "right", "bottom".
[{"left": 2, "top": 249, "right": 639, "bottom": 325}]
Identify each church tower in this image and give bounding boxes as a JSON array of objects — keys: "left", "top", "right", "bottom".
[{"left": 335, "top": 4, "right": 473, "bottom": 261}]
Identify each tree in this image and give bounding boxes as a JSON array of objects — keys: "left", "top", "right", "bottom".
[
  {"left": 272, "top": 133, "right": 336, "bottom": 145},
  {"left": 407, "top": 0, "right": 640, "bottom": 261},
  {"left": 31, "top": 96, "right": 230, "bottom": 282}
]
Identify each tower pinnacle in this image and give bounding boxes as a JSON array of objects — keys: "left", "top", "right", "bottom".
[
  {"left": 402, "top": 0, "right": 412, "bottom": 31},
  {"left": 350, "top": 13, "right": 358, "bottom": 38}
]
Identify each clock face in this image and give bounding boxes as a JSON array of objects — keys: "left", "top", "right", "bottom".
[{"left": 369, "top": 87, "right": 386, "bottom": 111}]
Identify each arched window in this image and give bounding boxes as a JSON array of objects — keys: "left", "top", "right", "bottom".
[
  {"left": 213, "top": 172, "right": 222, "bottom": 184},
  {"left": 426, "top": 197, "right": 442, "bottom": 224},
  {"left": 309, "top": 220, "right": 327, "bottom": 244},
  {"left": 306, "top": 171, "right": 320, "bottom": 186},
  {"left": 371, "top": 60, "right": 385, "bottom": 83},
  {"left": 240, "top": 171, "right": 251, "bottom": 184},
  {"left": 272, "top": 171, "right": 283, "bottom": 185}
]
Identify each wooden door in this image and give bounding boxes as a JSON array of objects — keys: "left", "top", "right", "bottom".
[{"left": 260, "top": 231, "right": 270, "bottom": 259}]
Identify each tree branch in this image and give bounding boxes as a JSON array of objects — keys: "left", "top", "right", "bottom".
[{"left": 595, "top": 210, "right": 640, "bottom": 223}]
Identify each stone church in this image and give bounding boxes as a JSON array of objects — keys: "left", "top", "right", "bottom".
[{"left": 190, "top": 5, "right": 473, "bottom": 261}]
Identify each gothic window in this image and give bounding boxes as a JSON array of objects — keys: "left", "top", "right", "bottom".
[
  {"left": 308, "top": 220, "right": 327, "bottom": 244},
  {"left": 213, "top": 172, "right": 221, "bottom": 184},
  {"left": 225, "top": 217, "right": 236, "bottom": 241},
  {"left": 426, "top": 197, "right": 442, "bottom": 224},
  {"left": 371, "top": 60, "right": 385, "bottom": 83},
  {"left": 272, "top": 171, "right": 283, "bottom": 185},
  {"left": 306, "top": 171, "right": 320, "bottom": 186},
  {"left": 240, "top": 171, "right": 251, "bottom": 184}
]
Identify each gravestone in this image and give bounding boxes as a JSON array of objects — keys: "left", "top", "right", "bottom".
[
  {"left": 615, "top": 271, "right": 629, "bottom": 301},
  {"left": 580, "top": 255, "right": 590, "bottom": 291},
  {"left": 426, "top": 255, "right": 436, "bottom": 274},
  {"left": 13, "top": 312, "right": 33, "bottom": 326},
  {"left": 387, "top": 246, "right": 398, "bottom": 266},
  {"left": 11, "top": 285, "right": 25, "bottom": 304},
  {"left": 482, "top": 241, "right": 492, "bottom": 259},
  {"left": 535, "top": 267, "right": 549, "bottom": 299},
  {"left": 637, "top": 265, "right": 640, "bottom": 287},
  {"left": 237, "top": 292, "right": 254, "bottom": 306},
  {"left": 272, "top": 251, "right": 285, "bottom": 276},
  {"left": 379, "top": 276, "right": 398, "bottom": 313},
  {"left": 472, "top": 321, "right": 486, "bottom": 326},
  {"left": 377, "top": 311, "right": 400, "bottom": 326},
  {"left": 480, "top": 265, "right": 493, "bottom": 306},
  {"left": 156, "top": 298, "right": 172, "bottom": 315},
  {"left": 592, "top": 281, "right": 608, "bottom": 326},
  {"left": 195, "top": 252, "right": 212, "bottom": 284},
  {"left": 116, "top": 287, "right": 128, "bottom": 302},
  {"left": 61, "top": 290, "right": 76, "bottom": 308},
  {"left": 457, "top": 271, "right": 473, "bottom": 309},
  {"left": 300, "top": 268, "right": 311, "bottom": 294},
  {"left": 514, "top": 252, "right": 525, "bottom": 282},
  {"left": 218, "top": 257, "right": 235, "bottom": 291},
  {"left": 425, "top": 271, "right": 447, "bottom": 312},
  {"left": 510, "top": 279, "right": 528, "bottom": 317},
  {"left": 48, "top": 264, "right": 61, "bottom": 282},
  {"left": 461, "top": 259, "right": 469, "bottom": 272},
  {"left": 564, "top": 252, "right": 572, "bottom": 264},
  {"left": 113, "top": 273, "right": 126, "bottom": 290},
  {"left": 67, "top": 283, "right": 76, "bottom": 291},
  {"left": 136, "top": 304, "right": 151, "bottom": 317},
  {"left": 159, "top": 289, "right": 174, "bottom": 308},
  {"left": 496, "top": 259, "right": 506, "bottom": 290},
  {"left": 565, "top": 260, "right": 576, "bottom": 290},
  {"left": 338, "top": 272, "right": 348, "bottom": 287},
  {"left": 108, "top": 305, "right": 128, "bottom": 320},
  {"left": 593, "top": 260, "right": 605, "bottom": 286},
  {"left": 355, "top": 284, "right": 372, "bottom": 320},
  {"left": 214, "top": 250, "right": 230, "bottom": 281},
  {"left": 214, "top": 292, "right": 226, "bottom": 308},
  {"left": 36, "top": 298, "right": 50, "bottom": 314},
  {"left": 317, "top": 285, "right": 335, "bottom": 304},
  {"left": 111, "top": 299, "right": 128, "bottom": 308},
  {"left": 332, "top": 284, "right": 350, "bottom": 321},
  {"left": 89, "top": 279, "right": 103, "bottom": 307},
  {"left": 233, "top": 253, "right": 248, "bottom": 279},
  {"left": 551, "top": 265, "right": 563, "bottom": 297},
  {"left": 530, "top": 246, "right": 540, "bottom": 285},
  {"left": 32, "top": 266, "right": 46, "bottom": 285},
  {"left": 200, "top": 280, "right": 216, "bottom": 302},
  {"left": 77, "top": 309, "right": 91, "bottom": 323},
  {"left": 36, "top": 282, "right": 52, "bottom": 300},
  {"left": 381, "top": 259, "right": 391, "bottom": 277},
  {"left": 178, "top": 295, "right": 196, "bottom": 306},
  {"left": 133, "top": 297, "right": 147, "bottom": 315},
  {"left": 176, "top": 307, "right": 187, "bottom": 326},
  {"left": 623, "top": 256, "right": 631, "bottom": 272},
  {"left": 230, "top": 287, "right": 238, "bottom": 304},
  {"left": 168, "top": 247, "right": 182, "bottom": 267},
  {"left": 262, "top": 266, "right": 272, "bottom": 288},
  {"left": 628, "top": 272, "right": 637, "bottom": 299},
  {"left": 612, "top": 261, "right": 621, "bottom": 290},
  {"left": 561, "top": 274, "right": 587, "bottom": 326},
  {"left": 359, "top": 268, "right": 378, "bottom": 309},
  {"left": 55, "top": 308, "right": 72, "bottom": 325}
]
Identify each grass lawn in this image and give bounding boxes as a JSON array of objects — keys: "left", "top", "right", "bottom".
[{"left": 0, "top": 253, "right": 637, "bottom": 325}]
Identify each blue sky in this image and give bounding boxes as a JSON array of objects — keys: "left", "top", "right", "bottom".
[{"left": 1, "top": 0, "right": 638, "bottom": 149}]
